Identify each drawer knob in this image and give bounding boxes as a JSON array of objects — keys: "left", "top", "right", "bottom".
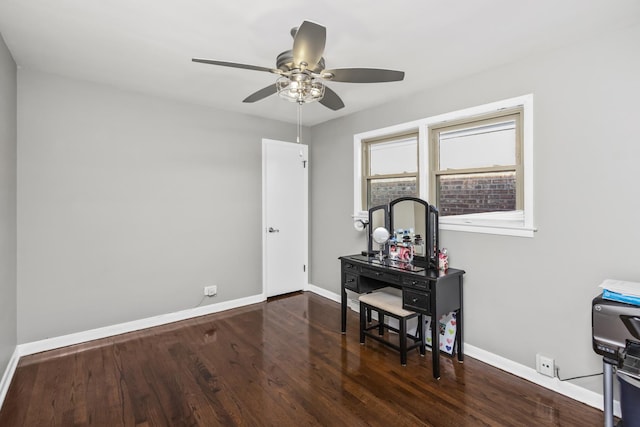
[
  {"left": 412, "top": 280, "right": 418, "bottom": 285},
  {"left": 411, "top": 298, "right": 419, "bottom": 303},
  {"left": 375, "top": 272, "right": 383, "bottom": 277},
  {"left": 346, "top": 279, "right": 355, "bottom": 283}
]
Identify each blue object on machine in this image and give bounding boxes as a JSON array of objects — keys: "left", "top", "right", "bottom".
[{"left": 602, "top": 289, "right": 640, "bottom": 307}]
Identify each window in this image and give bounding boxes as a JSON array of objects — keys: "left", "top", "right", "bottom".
[
  {"left": 353, "top": 94, "right": 534, "bottom": 237},
  {"left": 362, "top": 133, "right": 419, "bottom": 210},
  {"left": 430, "top": 109, "right": 523, "bottom": 218}
]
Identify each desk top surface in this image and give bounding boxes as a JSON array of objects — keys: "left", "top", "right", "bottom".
[{"left": 339, "top": 254, "right": 465, "bottom": 280}]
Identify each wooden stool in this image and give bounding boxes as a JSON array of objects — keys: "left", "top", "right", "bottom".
[{"left": 359, "top": 288, "right": 425, "bottom": 366}]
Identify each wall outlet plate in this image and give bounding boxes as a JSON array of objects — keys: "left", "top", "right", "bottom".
[
  {"left": 204, "top": 285, "right": 217, "bottom": 297},
  {"left": 536, "top": 353, "right": 555, "bottom": 377}
]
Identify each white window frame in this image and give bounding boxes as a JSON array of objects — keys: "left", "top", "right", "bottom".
[
  {"left": 353, "top": 94, "right": 535, "bottom": 238},
  {"left": 353, "top": 119, "right": 428, "bottom": 221},
  {"left": 362, "top": 133, "right": 420, "bottom": 211}
]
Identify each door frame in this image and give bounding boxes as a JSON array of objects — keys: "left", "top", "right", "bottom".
[{"left": 261, "top": 138, "right": 309, "bottom": 298}]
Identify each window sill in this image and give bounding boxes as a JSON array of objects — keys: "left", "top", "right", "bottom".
[
  {"left": 354, "top": 210, "right": 536, "bottom": 237},
  {"left": 440, "top": 221, "right": 536, "bottom": 238}
]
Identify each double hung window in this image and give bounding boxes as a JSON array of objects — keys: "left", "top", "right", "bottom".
[
  {"left": 362, "top": 133, "right": 419, "bottom": 210},
  {"left": 429, "top": 109, "right": 523, "bottom": 220}
]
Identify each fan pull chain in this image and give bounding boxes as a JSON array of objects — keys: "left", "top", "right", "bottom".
[{"left": 297, "top": 102, "right": 302, "bottom": 143}]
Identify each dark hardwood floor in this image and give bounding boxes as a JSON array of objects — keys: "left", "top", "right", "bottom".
[{"left": 0, "top": 292, "right": 604, "bottom": 426}]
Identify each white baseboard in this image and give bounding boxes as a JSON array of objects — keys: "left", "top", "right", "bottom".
[
  {"left": 2, "top": 287, "right": 616, "bottom": 419},
  {"left": 1, "top": 293, "right": 265, "bottom": 411},
  {"left": 306, "top": 283, "right": 616, "bottom": 417},
  {"left": 305, "top": 283, "right": 340, "bottom": 303},
  {"left": 464, "top": 344, "right": 620, "bottom": 418},
  {"left": 13, "top": 288, "right": 335, "bottom": 361},
  {"left": 0, "top": 347, "right": 20, "bottom": 410},
  {"left": 17, "top": 293, "right": 266, "bottom": 357}
]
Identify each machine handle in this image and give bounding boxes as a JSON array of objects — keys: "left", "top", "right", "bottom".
[{"left": 268, "top": 227, "right": 280, "bottom": 233}]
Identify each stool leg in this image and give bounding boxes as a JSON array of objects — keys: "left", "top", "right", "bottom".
[
  {"left": 359, "top": 302, "right": 366, "bottom": 344},
  {"left": 378, "top": 311, "right": 384, "bottom": 335}
]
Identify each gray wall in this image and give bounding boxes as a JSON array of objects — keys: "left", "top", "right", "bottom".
[
  {"left": 17, "top": 69, "right": 300, "bottom": 343},
  {"left": 310, "top": 23, "right": 640, "bottom": 393},
  {"left": 0, "top": 33, "right": 17, "bottom": 375}
]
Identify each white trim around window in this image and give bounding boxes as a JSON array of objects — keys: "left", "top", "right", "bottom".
[{"left": 353, "top": 94, "right": 536, "bottom": 238}]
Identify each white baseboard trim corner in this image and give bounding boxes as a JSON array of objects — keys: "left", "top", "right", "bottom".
[
  {"left": 17, "top": 293, "right": 266, "bottom": 358},
  {"left": 464, "top": 344, "right": 620, "bottom": 418},
  {"left": 0, "top": 347, "right": 20, "bottom": 410},
  {"left": 305, "top": 283, "right": 341, "bottom": 303}
]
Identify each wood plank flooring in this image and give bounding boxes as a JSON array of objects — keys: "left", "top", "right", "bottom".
[{"left": 0, "top": 292, "right": 605, "bottom": 426}]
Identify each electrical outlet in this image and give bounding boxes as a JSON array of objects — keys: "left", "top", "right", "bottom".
[
  {"left": 204, "top": 285, "right": 217, "bottom": 297},
  {"left": 536, "top": 353, "right": 555, "bottom": 377}
]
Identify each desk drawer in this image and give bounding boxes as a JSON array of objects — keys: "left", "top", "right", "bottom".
[
  {"left": 360, "top": 266, "right": 401, "bottom": 284},
  {"left": 342, "top": 261, "right": 359, "bottom": 273},
  {"left": 402, "top": 277, "right": 430, "bottom": 290},
  {"left": 403, "top": 289, "right": 431, "bottom": 314},
  {"left": 343, "top": 273, "right": 359, "bottom": 292}
]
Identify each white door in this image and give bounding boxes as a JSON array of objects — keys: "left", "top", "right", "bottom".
[{"left": 262, "top": 139, "right": 308, "bottom": 297}]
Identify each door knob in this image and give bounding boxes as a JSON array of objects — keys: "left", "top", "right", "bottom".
[{"left": 268, "top": 227, "right": 280, "bottom": 233}]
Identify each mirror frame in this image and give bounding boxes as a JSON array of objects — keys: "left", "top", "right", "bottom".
[
  {"left": 389, "top": 196, "right": 439, "bottom": 268},
  {"left": 367, "top": 204, "right": 389, "bottom": 257}
]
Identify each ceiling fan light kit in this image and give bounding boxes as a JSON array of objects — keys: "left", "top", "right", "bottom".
[
  {"left": 192, "top": 20, "right": 405, "bottom": 111},
  {"left": 276, "top": 73, "right": 325, "bottom": 104}
]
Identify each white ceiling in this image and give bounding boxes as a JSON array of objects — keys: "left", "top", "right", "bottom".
[{"left": 1, "top": 0, "right": 639, "bottom": 126}]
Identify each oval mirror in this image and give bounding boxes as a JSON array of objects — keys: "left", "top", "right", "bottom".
[{"left": 372, "top": 227, "right": 390, "bottom": 244}]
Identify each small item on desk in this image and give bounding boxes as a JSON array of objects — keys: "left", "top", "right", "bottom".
[
  {"left": 399, "top": 245, "right": 413, "bottom": 262},
  {"left": 438, "top": 248, "right": 449, "bottom": 271},
  {"left": 414, "top": 234, "right": 424, "bottom": 256},
  {"left": 389, "top": 242, "right": 399, "bottom": 260}
]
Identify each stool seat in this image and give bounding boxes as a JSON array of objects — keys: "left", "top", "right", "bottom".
[
  {"left": 358, "top": 288, "right": 425, "bottom": 366},
  {"left": 359, "top": 290, "right": 414, "bottom": 317}
]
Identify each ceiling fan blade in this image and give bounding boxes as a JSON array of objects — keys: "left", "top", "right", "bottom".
[
  {"left": 292, "top": 21, "right": 326, "bottom": 69},
  {"left": 243, "top": 84, "right": 278, "bottom": 103},
  {"left": 192, "top": 58, "right": 280, "bottom": 74},
  {"left": 323, "top": 68, "right": 405, "bottom": 83},
  {"left": 319, "top": 86, "right": 345, "bottom": 111}
]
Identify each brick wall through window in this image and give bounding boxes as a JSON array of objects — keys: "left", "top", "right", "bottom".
[{"left": 438, "top": 172, "right": 516, "bottom": 216}]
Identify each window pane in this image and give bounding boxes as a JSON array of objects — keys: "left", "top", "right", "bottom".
[
  {"left": 368, "top": 177, "right": 417, "bottom": 209},
  {"left": 369, "top": 138, "right": 417, "bottom": 175},
  {"left": 439, "top": 121, "right": 515, "bottom": 170},
  {"left": 438, "top": 172, "right": 516, "bottom": 216}
]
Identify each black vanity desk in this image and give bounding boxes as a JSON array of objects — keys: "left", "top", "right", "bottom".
[{"left": 339, "top": 254, "right": 465, "bottom": 379}]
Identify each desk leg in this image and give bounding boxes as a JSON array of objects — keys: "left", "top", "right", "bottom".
[
  {"left": 457, "top": 276, "right": 464, "bottom": 362},
  {"left": 432, "top": 312, "right": 441, "bottom": 379},
  {"left": 456, "top": 308, "right": 464, "bottom": 362},
  {"left": 341, "top": 284, "right": 347, "bottom": 334}
]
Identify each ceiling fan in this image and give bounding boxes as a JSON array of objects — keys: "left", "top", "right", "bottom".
[{"left": 192, "top": 20, "right": 405, "bottom": 111}]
